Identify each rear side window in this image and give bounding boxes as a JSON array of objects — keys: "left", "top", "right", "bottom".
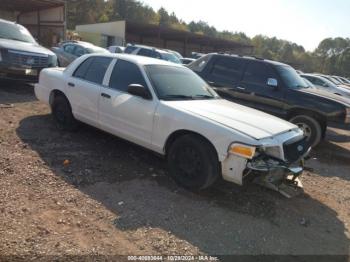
[
  {"left": 64, "top": 44, "right": 75, "bottom": 54},
  {"left": 210, "top": 57, "right": 244, "bottom": 82},
  {"left": 243, "top": 62, "right": 276, "bottom": 85},
  {"left": 138, "top": 48, "right": 156, "bottom": 58},
  {"left": 74, "top": 46, "right": 86, "bottom": 57},
  {"left": 73, "top": 57, "right": 94, "bottom": 78},
  {"left": 73, "top": 57, "right": 112, "bottom": 85},
  {"left": 109, "top": 59, "right": 147, "bottom": 92},
  {"left": 124, "top": 45, "right": 138, "bottom": 54}
]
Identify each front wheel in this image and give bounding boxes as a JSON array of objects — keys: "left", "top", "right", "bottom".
[
  {"left": 51, "top": 95, "right": 79, "bottom": 131},
  {"left": 290, "top": 115, "right": 323, "bottom": 147},
  {"left": 167, "top": 135, "right": 220, "bottom": 190}
]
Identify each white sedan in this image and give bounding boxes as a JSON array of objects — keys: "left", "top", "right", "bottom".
[{"left": 35, "top": 54, "right": 310, "bottom": 197}]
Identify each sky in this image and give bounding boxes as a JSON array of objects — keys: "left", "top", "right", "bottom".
[{"left": 141, "top": 0, "right": 350, "bottom": 51}]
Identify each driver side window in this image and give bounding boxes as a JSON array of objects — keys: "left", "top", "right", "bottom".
[
  {"left": 243, "top": 62, "right": 276, "bottom": 86},
  {"left": 109, "top": 60, "right": 148, "bottom": 92}
]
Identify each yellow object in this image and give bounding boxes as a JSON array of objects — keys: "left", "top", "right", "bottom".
[{"left": 229, "top": 144, "right": 256, "bottom": 159}]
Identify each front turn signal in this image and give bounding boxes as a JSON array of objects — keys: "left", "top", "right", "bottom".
[{"left": 229, "top": 144, "right": 256, "bottom": 159}]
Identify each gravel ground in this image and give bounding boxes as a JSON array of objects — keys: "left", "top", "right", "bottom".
[{"left": 0, "top": 81, "right": 349, "bottom": 260}]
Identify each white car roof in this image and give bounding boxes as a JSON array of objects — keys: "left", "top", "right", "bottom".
[{"left": 85, "top": 53, "right": 184, "bottom": 67}]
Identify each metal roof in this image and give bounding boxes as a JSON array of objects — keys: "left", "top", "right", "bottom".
[
  {"left": 126, "top": 21, "right": 253, "bottom": 50},
  {"left": 1, "top": 0, "right": 65, "bottom": 12}
]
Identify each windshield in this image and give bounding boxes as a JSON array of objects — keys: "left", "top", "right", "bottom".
[
  {"left": 160, "top": 53, "right": 182, "bottom": 64},
  {"left": 0, "top": 22, "right": 36, "bottom": 44},
  {"left": 323, "top": 75, "right": 340, "bottom": 85},
  {"left": 318, "top": 76, "right": 338, "bottom": 88},
  {"left": 301, "top": 77, "right": 315, "bottom": 88},
  {"left": 145, "top": 65, "right": 219, "bottom": 101},
  {"left": 341, "top": 77, "right": 350, "bottom": 84},
  {"left": 170, "top": 50, "right": 183, "bottom": 59},
  {"left": 275, "top": 65, "right": 309, "bottom": 89},
  {"left": 329, "top": 77, "right": 341, "bottom": 85}
]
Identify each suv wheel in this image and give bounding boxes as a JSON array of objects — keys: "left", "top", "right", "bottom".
[
  {"left": 167, "top": 134, "right": 220, "bottom": 190},
  {"left": 52, "top": 95, "right": 78, "bottom": 131},
  {"left": 290, "top": 115, "right": 322, "bottom": 147}
]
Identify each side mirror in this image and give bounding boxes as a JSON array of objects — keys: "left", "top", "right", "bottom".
[
  {"left": 267, "top": 78, "right": 278, "bottom": 89},
  {"left": 127, "top": 84, "right": 152, "bottom": 100}
]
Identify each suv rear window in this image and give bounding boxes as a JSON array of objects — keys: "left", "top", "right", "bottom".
[{"left": 188, "top": 55, "right": 212, "bottom": 72}]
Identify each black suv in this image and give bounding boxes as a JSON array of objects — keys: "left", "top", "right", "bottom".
[{"left": 189, "top": 54, "right": 350, "bottom": 147}]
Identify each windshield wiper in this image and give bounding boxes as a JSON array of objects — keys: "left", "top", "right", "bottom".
[
  {"left": 162, "top": 94, "right": 216, "bottom": 100},
  {"left": 162, "top": 95, "right": 194, "bottom": 100},
  {"left": 293, "top": 85, "right": 308, "bottom": 89},
  {"left": 192, "top": 94, "right": 215, "bottom": 99}
]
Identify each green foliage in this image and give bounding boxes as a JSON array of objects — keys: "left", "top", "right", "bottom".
[{"left": 67, "top": 0, "right": 350, "bottom": 77}]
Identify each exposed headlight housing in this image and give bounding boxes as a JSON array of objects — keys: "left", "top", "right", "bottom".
[
  {"left": 229, "top": 143, "right": 256, "bottom": 159},
  {"left": 263, "top": 146, "right": 282, "bottom": 160}
]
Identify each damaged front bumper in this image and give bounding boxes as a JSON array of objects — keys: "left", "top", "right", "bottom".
[
  {"left": 247, "top": 155, "right": 305, "bottom": 198},
  {"left": 221, "top": 132, "right": 311, "bottom": 198}
]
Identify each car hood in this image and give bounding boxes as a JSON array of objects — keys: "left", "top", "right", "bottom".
[
  {"left": 163, "top": 99, "right": 297, "bottom": 140},
  {"left": 0, "top": 39, "right": 55, "bottom": 56},
  {"left": 300, "top": 88, "right": 350, "bottom": 107}
]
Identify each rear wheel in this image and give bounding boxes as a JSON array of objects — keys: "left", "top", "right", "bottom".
[
  {"left": 167, "top": 134, "right": 220, "bottom": 190},
  {"left": 290, "top": 115, "right": 322, "bottom": 147},
  {"left": 51, "top": 95, "right": 78, "bottom": 131}
]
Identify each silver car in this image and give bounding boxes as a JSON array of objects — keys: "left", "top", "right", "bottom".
[
  {"left": 52, "top": 41, "right": 109, "bottom": 67},
  {"left": 301, "top": 74, "right": 350, "bottom": 98}
]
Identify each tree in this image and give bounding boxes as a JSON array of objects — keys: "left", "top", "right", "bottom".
[{"left": 66, "top": 0, "right": 350, "bottom": 76}]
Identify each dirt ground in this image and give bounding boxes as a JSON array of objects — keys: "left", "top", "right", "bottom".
[{"left": 0, "top": 81, "right": 349, "bottom": 260}]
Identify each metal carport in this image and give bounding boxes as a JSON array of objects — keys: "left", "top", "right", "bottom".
[{"left": 0, "top": 0, "right": 66, "bottom": 47}]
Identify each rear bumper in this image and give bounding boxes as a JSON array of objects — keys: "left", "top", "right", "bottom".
[{"left": 0, "top": 64, "right": 44, "bottom": 82}]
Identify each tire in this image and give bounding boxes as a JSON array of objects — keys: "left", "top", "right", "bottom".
[
  {"left": 167, "top": 134, "right": 220, "bottom": 190},
  {"left": 290, "top": 115, "right": 322, "bottom": 147},
  {"left": 51, "top": 95, "right": 79, "bottom": 131}
]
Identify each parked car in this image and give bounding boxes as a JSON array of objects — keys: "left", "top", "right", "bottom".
[
  {"left": 320, "top": 75, "right": 347, "bottom": 87},
  {"left": 0, "top": 18, "right": 57, "bottom": 82},
  {"left": 164, "top": 49, "right": 183, "bottom": 60},
  {"left": 188, "top": 54, "right": 350, "bottom": 147},
  {"left": 333, "top": 75, "right": 350, "bottom": 87},
  {"left": 191, "top": 52, "right": 205, "bottom": 59},
  {"left": 301, "top": 74, "right": 350, "bottom": 98},
  {"left": 124, "top": 44, "right": 181, "bottom": 64},
  {"left": 34, "top": 53, "right": 311, "bottom": 197},
  {"left": 52, "top": 41, "right": 109, "bottom": 67},
  {"left": 181, "top": 58, "right": 196, "bottom": 65},
  {"left": 108, "top": 45, "right": 125, "bottom": 54},
  {"left": 337, "top": 76, "right": 350, "bottom": 85}
]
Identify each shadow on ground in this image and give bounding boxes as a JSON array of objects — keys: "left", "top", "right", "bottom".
[
  {"left": 0, "top": 80, "right": 37, "bottom": 104},
  {"left": 16, "top": 114, "right": 350, "bottom": 257}
]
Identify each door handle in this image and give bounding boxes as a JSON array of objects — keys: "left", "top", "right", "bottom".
[
  {"left": 101, "top": 93, "right": 111, "bottom": 99},
  {"left": 236, "top": 86, "right": 245, "bottom": 90},
  {"left": 68, "top": 82, "right": 75, "bottom": 87}
]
